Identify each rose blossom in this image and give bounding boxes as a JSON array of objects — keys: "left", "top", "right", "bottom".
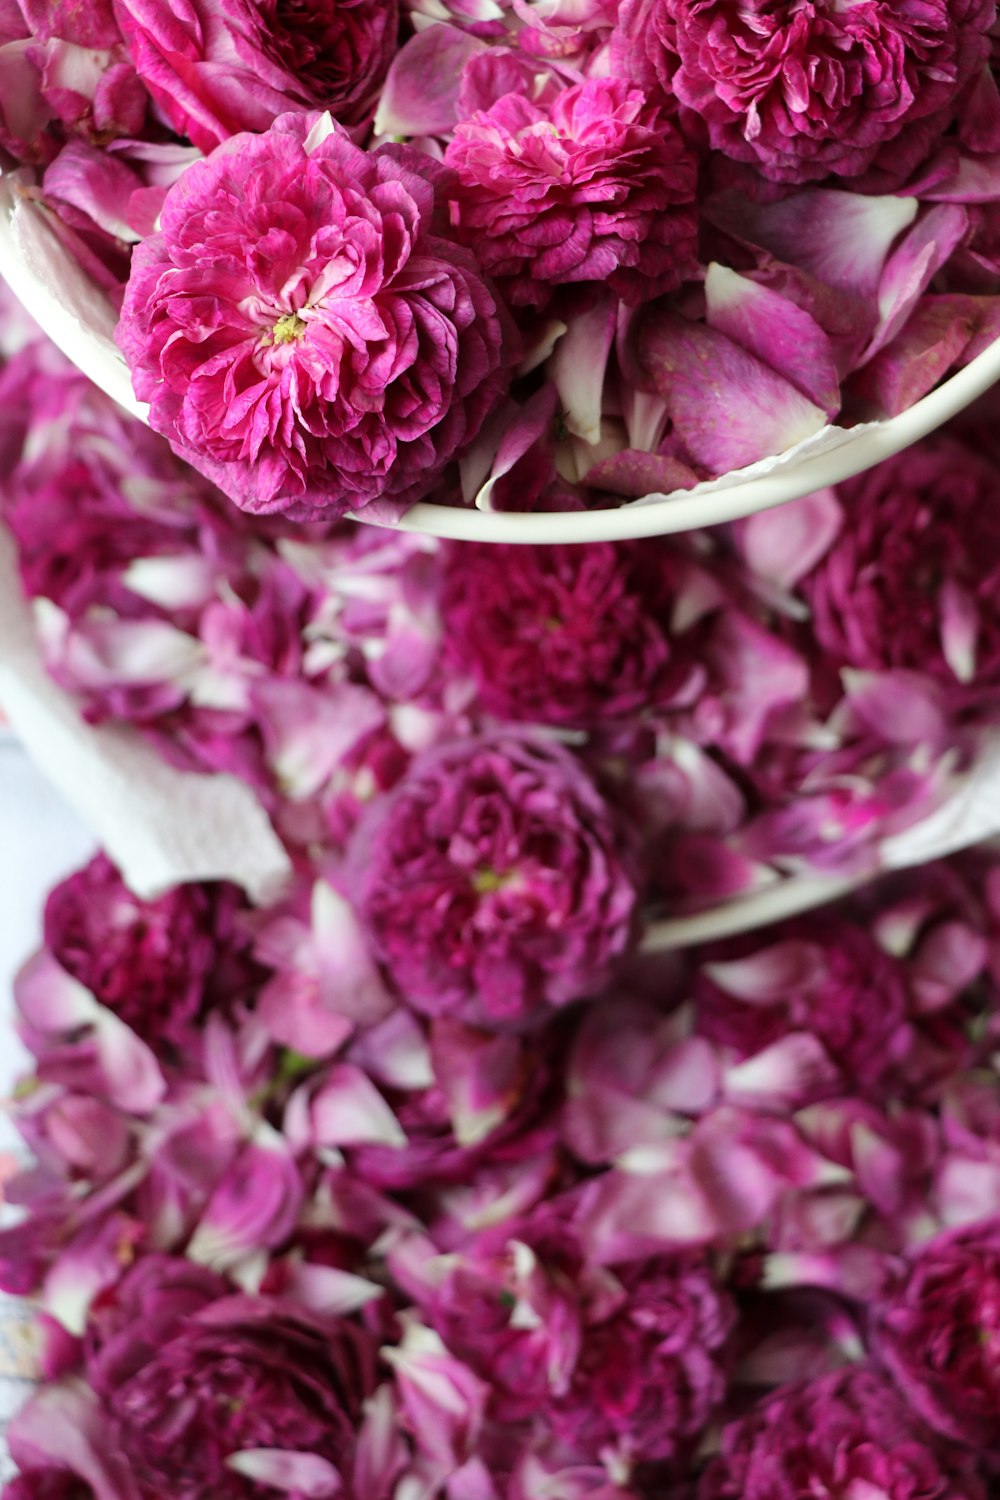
[
  {"left": 113, "top": 0, "right": 398, "bottom": 153},
  {"left": 873, "top": 1217, "right": 1000, "bottom": 1452},
  {"left": 549, "top": 1253, "right": 734, "bottom": 1478},
  {"left": 444, "top": 77, "right": 697, "bottom": 308},
  {"left": 83, "top": 1255, "right": 382, "bottom": 1499},
  {"left": 118, "top": 110, "right": 517, "bottom": 521},
  {"left": 799, "top": 436, "right": 1000, "bottom": 713},
  {"left": 43, "top": 855, "right": 260, "bottom": 1052},
  {"left": 439, "top": 540, "right": 708, "bottom": 726},
  {"left": 353, "top": 733, "right": 640, "bottom": 1029},
  {"left": 632, "top": 0, "right": 996, "bottom": 187},
  {"left": 698, "top": 1365, "right": 984, "bottom": 1499}
]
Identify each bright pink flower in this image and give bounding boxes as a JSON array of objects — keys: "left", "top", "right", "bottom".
[
  {"left": 43, "top": 855, "right": 261, "bottom": 1054},
  {"left": 118, "top": 111, "right": 518, "bottom": 520},
  {"left": 113, "top": 0, "right": 397, "bottom": 152},
  {"left": 698, "top": 1365, "right": 984, "bottom": 1499},
  {"left": 873, "top": 1217, "right": 1000, "bottom": 1452},
  {"left": 798, "top": 437, "right": 1000, "bottom": 715},
  {"left": 444, "top": 77, "right": 697, "bottom": 308},
  {"left": 352, "top": 733, "right": 641, "bottom": 1029},
  {"left": 641, "top": 0, "right": 996, "bottom": 187},
  {"left": 439, "top": 540, "right": 709, "bottom": 727}
]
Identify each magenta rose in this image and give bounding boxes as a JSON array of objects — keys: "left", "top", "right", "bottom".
[
  {"left": 549, "top": 1254, "right": 734, "bottom": 1479},
  {"left": 43, "top": 855, "right": 260, "bottom": 1052},
  {"left": 118, "top": 111, "right": 518, "bottom": 521},
  {"left": 873, "top": 1218, "right": 1000, "bottom": 1452},
  {"left": 800, "top": 436, "right": 1000, "bottom": 712},
  {"left": 444, "top": 77, "right": 697, "bottom": 308},
  {"left": 439, "top": 540, "right": 707, "bottom": 726},
  {"left": 353, "top": 733, "right": 641, "bottom": 1029},
  {"left": 85, "top": 1255, "right": 381, "bottom": 1500},
  {"left": 113, "top": 0, "right": 398, "bottom": 152},
  {"left": 698, "top": 1366, "right": 984, "bottom": 1499},
  {"left": 695, "top": 915, "right": 912, "bottom": 1097},
  {"left": 634, "top": 0, "right": 995, "bottom": 187}
]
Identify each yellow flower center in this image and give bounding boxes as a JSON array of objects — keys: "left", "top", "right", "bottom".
[{"left": 272, "top": 311, "right": 307, "bottom": 345}]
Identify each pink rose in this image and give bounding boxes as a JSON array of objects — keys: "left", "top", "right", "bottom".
[
  {"left": 439, "top": 539, "right": 708, "bottom": 727},
  {"left": 113, "top": 0, "right": 398, "bottom": 152},
  {"left": 645, "top": 0, "right": 995, "bottom": 187},
  {"left": 352, "top": 733, "right": 641, "bottom": 1029},
  {"left": 874, "top": 1217, "right": 1000, "bottom": 1452},
  {"left": 118, "top": 111, "right": 518, "bottom": 520},
  {"left": 799, "top": 436, "right": 1000, "bottom": 715},
  {"left": 444, "top": 77, "right": 697, "bottom": 308},
  {"left": 43, "top": 855, "right": 261, "bottom": 1053},
  {"left": 699, "top": 1366, "right": 984, "bottom": 1499}
]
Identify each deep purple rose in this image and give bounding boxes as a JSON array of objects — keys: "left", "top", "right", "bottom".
[
  {"left": 444, "top": 77, "right": 697, "bottom": 307},
  {"left": 699, "top": 1365, "right": 985, "bottom": 1500},
  {"left": 85, "top": 1255, "right": 381, "bottom": 1500},
  {"left": 873, "top": 1218, "right": 1000, "bottom": 1452},
  {"left": 632, "top": 0, "right": 995, "bottom": 187},
  {"left": 800, "top": 436, "right": 1000, "bottom": 714},
  {"left": 113, "top": 0, "right": 398, "bottom": 152},
  {"left": 353, "top": 733, "right": 641, "bottom": 1029},
  {"left": 695, "top": 915, "right": 912, "bottom": 1096},
  {"left": 44, "top": 855, "right": 260, "bottom": 1052},
  {"left": 439, "top": 539, "right": 707, "bottom": 726},
  {"left": 118, "top": 111, "right": 518, "bottom": 521},
  {"left": 549, "top": 1254, "right": 734, "bottom": 1479}
]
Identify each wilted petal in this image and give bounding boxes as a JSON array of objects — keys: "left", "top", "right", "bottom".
[
  {"left": 288, "top": 1064, "right": 407, "bottom": 1150},
  {"left": 866, "top": 204, "right": 970, "bottom": 359},
  {"left": 226, "top": 1450, "right": 342, "bottom": 1496},
  {"left": 841, "top": 669, "right": 946, "bottom": 744},
  {"left": 705, "top": 943, "right": 825, "bottom": 1004},
  {"left": 852, "top": 296, "right": 976, "bottom": 416},
  {"left": 430, "top": 1020, "right": 526, "bottom": 1148},
  {"left": 382, "top": 1321, "right": 489, "bottom": 1470},
  {"left": 637, "top": 311, "right": 827, "bottom": 475},
  {"left": 723, "top": 1033, "right": 840, "bottom": 1111},
  {"left": 375, "top": 25, "right": 487, "bottom": 137},
  {"left": 187, "top": 1134, "right": 304, "bottom": 1270},
  {"left": 548, "top": 298, "right": 616, "bottom": 445},
  {"left": 737, "top": 489, "right": 842, "bottom": 589},
  {"left": 9, "top": 1379, "right": 132, "bottom": 1500},
  {"left": 705, "top": 263, "right": 840, "bottom": 415},
  {"left": 704, "top": 189, "right": 917, "bottom": 301}
]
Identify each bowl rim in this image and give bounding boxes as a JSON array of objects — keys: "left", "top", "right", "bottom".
[{"left": 5, "top": 164, "right": 1000, "bottom": 545}]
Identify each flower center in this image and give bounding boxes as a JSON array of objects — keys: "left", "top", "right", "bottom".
[
  {"left": 272, "top": 311, "right": 307, "bottom": 345},
  {"left": 472, "top": 867, "right": 512, "bottom": 895}
]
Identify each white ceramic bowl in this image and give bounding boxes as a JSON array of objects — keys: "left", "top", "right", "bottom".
[{"left": 5, "top": 164, "right": 1000, "bottom": 545}]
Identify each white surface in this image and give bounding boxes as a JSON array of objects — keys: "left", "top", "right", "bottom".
[{"left": 4, "top": 163, "right": 1000, "bottom": 543}]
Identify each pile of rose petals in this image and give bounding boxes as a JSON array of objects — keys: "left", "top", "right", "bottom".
[
  {"left": 4, "top": 0, "right": 1000, "bottom": 518},
  {"left": 6, "top": 839, "right": 1000, "bottom": 1498}
]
